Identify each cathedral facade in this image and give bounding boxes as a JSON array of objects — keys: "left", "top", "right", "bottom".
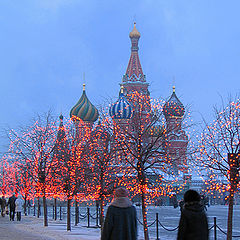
[{"left": 70, "top": 24, "right": 188, "bottom": 173}]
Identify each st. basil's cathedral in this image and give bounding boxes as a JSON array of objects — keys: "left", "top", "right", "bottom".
[{"left": 70, "top": 23, "right": 188, "bottom": 175}]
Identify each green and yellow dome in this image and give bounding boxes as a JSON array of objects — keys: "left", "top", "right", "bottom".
[{"left": 70, "top": 84, "right": 99, "bottom": 122}]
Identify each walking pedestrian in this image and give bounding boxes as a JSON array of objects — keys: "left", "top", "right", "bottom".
[
  {"left": 177, "top": 189, "right": 209, "bottom": 240},
  {"left": 8, "top": 194, "right": 16, "bottom": 221},
  {"left": 15, "top": 195, "right": 23, "bottom": 221},
  {"left": 101, "top": 187, "right": 137, "bottom": 240},
  {"left": 1, "top": 196, "right": 7, "bottom": 217}
]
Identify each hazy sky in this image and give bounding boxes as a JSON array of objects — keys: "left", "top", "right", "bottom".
[{"left": 0, "top": 0, "right": 240, "bottom": 149}]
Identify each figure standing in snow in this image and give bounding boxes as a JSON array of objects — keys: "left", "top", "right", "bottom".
[
  {"left": 1, "top": 196, "right": 7, "bottom": 217},
  {"left": 101, "top": 187, "right": 137, "bottom": 240},
  {"left": 177, "top": 189, "right": 209, "bottom": 240},
  {"left": 8, "top": 194, "right": 16, "bottom": 221},
  {"left": 15, "top": 195, "right": 23, "bottom": 221}
]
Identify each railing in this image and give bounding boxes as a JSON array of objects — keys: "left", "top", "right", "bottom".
[
  {"left": 137, "top": 214, "right": 240, "bottom": 239},
  {"left": 26, "top": 206, "right": 240, "bottom": 239}
]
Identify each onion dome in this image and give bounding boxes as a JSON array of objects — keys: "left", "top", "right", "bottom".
[
  {"left": 163, "top": 86, "right": 185, "bottom": 118},
  {"left": 148, "top": 125, "right": 164, "bottom": 137},
  {"left": 70, "top": 84, "right": 99, "bottom": 122},
  {"left": 59, "top": 113, "right": 63, "bottom": 122},
  {"left": 129, "top": 22, "right": 141, "bottom": 38},
  {"left": 109, "top": 86, "right": 134, "bottom": 120}
]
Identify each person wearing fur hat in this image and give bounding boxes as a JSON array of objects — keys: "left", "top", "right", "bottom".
[
  {"left": 177, "top": 189, "right": 209, "bottom": 240},
  {"left": 101, "top": 187, "right": 137, "bottom": 240}
]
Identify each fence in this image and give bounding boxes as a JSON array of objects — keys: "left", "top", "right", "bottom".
[{"left": 26, "top": 205, "right": 240, "bottom": 239}]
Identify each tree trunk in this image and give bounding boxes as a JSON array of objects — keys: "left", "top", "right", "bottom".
[
  {"left": 43, "top": 192, "right": 48, "bottom": 226},
  {"left": 24, "top": 195, "right": 27, "bottom": 216},
  {"left": 37, "top": 197, "right": 40, "bottom": 218},
  {"left": 75, "top": 199, "right": 78, "bottom": 226},
  {"left": 100, "top": 195, "right": 104, "bottom": 231},
  {"left": 67, "top": 198, "right": 71, "bottom": 231},
  {"left": 96, "top": 200, "right": 99, "bottom": 227},
  {"left": 54, "top": 198, "right": 57, "bottom": 220},
  {"left": 141, "top": 186, "right": 149, "bottom": 240},
  {"left": 227, "top": 188, "right": 234, "bottom": 240},
  {"left": 100, "top": 167, "right": 104, "bottom": 232}
]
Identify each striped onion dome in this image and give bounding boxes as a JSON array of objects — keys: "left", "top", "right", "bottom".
[
  {"left": 70, "top": 84, "right": 99, "bottom": 122},
  {"left": 163, "top": 86, "right": 185, "bottom": 118},
  {"left": 109, "top": 86, "right": 134, "bottom": 120}
]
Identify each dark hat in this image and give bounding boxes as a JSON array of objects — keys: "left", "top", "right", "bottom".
[
  {"left": 184, "top": 189, "right": 200, "bottom": 203},
  {"left": 114, "top": 187, "right": 129, "bottom": 197}
]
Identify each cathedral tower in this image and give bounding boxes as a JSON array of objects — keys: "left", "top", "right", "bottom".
[
  {"left": 122, "top": 23, "right": 149, "bottom": 97},
  {"left": 163, "top": 86, "right": 188, "bottom": 171}
]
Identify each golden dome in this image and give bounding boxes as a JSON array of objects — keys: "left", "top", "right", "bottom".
[{"left": 129, "top": 22, "right": 141, "bottom": 38}]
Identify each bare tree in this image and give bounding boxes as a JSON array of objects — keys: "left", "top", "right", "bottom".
[
  {"left": 87, "top": 120, "right": 121, "bottom": 230},
  {"left": 106, "top": 91, "right": 190, "bottom": 240},
  {"left": 7, "top": 111, "right": 57, "bottom": 227},
  {"left": 50, "top": 116, "right": 91, "bottom": 231},
  {"left": 198, "top": 97, "right": 240, "bottom": 240}
]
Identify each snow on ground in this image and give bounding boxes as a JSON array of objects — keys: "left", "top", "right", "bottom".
[
  {"left": 10, "top": 205, "right": 240, "bottom": 240},
  {"left": 14, "top": 216, "right": 100, "bottom": 240}
]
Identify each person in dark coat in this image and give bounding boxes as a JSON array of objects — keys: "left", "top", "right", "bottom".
[
  {"left": 8, "top": 194, "right": 16, "bottom": 221},
  {"left": 101, "top": 187, "right": 137, "bottom": 240},
  {"left": 1, "top": 196, "right": 7, "bottom": 217},
  {"left": 177, "top": 189, "right": 209, "bottom": 240}
]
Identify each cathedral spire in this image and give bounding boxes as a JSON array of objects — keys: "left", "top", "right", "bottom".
[{"left": 122, "top": 23, "right": 145, "bottom": 83}]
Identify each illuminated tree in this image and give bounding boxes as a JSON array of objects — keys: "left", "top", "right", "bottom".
[
  {"left": 88, "top": 120, "right": 121, "bottom": 229},
  {"left": 109, "top": 89, "right": 189, "bottom": 240},
  {"left": 12, "top": 158, "right": 34, "bottom": 214},
  {"left": 0, "top": 158, "right": 15, "bottom": 197},
  {"left": 8, "top": 112, "right": 57, "bottom": 226},
  {"left": 51, "top": 115, "right": 91, "bottom": 231},
  {"left": 0, "top": 160, "right": 7, "bottom": 197},
  {"left": 198, "top": 97, "right": 240, "bottom": 240},
  {"left": 198, "top": 168, "right": 228, "bottom": 204}
]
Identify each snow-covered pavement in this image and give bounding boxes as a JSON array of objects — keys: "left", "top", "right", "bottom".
[
  {"left": 0, "top": 205, "right": 240, "bottom": 240},
  {"left": 138, "top": 205, "right": 240, "bottom": 240}
]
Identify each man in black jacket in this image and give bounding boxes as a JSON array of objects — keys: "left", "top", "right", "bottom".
[
  {"left": 101, "top": 187, "right": 137, "bottom": 240},
  {"left": 177, "top": 189, "right": 209, "bottom": 240},
  {"left": 8, "top": 194, "right": 16, "bottom": 221}
]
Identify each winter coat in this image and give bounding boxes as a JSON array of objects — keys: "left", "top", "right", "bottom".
[
  {"left": 101, "top": 197, "right": 137, "bottom": 240},
  {"left": 15, "top": 198, "right": 23, "bottom": 212},
  {"left": 1, "top": 197, "right": 6, "bottom": 209},
  {"left": 177, "top": 201, "right": 209, "bottom": 240},
  {"left": 8, "top": 195, "right": 16, "bottom": 210}
]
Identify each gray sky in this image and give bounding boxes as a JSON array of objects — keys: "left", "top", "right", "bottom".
[{"left": 0, "top": 0, "right": 240, "bottom": 150}]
